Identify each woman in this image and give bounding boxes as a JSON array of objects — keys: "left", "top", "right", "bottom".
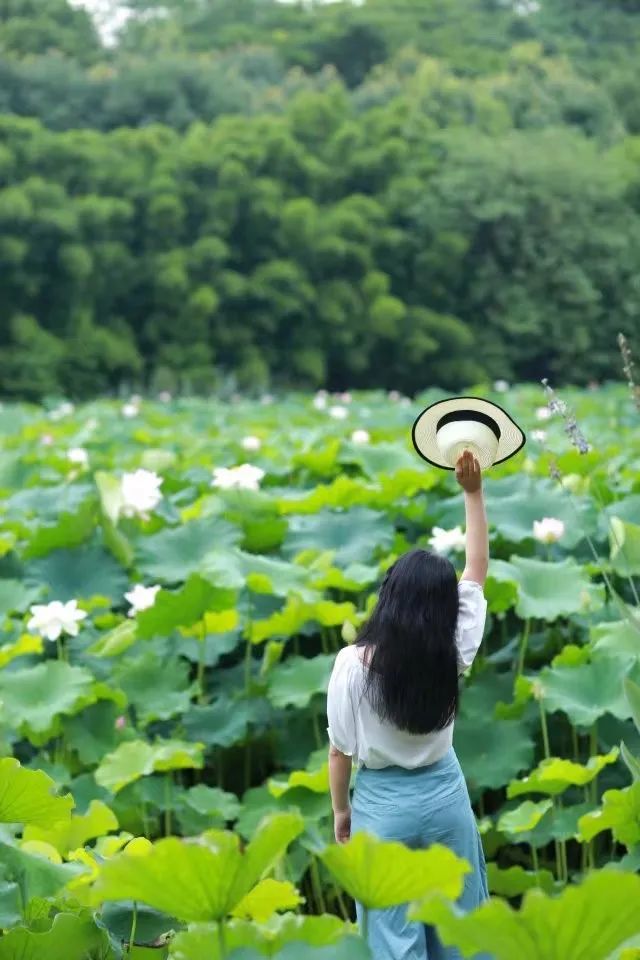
[{"left": 326, "top": 450, "right": 489, "bottom": 960}]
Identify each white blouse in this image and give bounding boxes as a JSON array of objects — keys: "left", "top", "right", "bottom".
[{"left": 326, "top": 579, "right": 487, "bottom": 770}]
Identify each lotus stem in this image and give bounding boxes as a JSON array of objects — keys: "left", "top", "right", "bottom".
[
  {"left": 335, "top": 889, "right": 351, "bottom": 922},
  {"left": 589, "top": 723, "right": 599, "bottom": 805},
  {"left": 362, "top": 906, "right": 369, "bottom": 946},
  {"left": 530, "top": 844, "right": 540, "bottom": 881},
  {"left": 310, "top": 855, "right": 327, "bottom": 915},
  {"left": 127, "top": 902, "right": 138, "bottom": 955},
  {"left": 217, "top": 921, "right": 227, "bottom": 959},
  {"left": 538, "top": 698, "right": 551, "bottom": 759},
  {"left": 164, "top": 773, "right": 173, "bottom": 837},
  {"left": 197, "top": 619, "right": 207, "bottom": 704},
  {"left": 516, "top": 618, "right": 531, "bottom": 677},
  {"left": 571, "top": 725, "right": 580, "bottom": 764}
]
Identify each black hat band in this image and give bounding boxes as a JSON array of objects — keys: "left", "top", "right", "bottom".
[{"left": 436, "top": 410, "right": 501, "bottom": 441}]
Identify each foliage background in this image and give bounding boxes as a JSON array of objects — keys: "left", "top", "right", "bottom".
[{"left": 1, "top": 0, "right": 640, "bottom": 400}]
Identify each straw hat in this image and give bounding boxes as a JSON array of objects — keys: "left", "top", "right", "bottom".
[{"left": 412, "top": 396, "right": 526, "bottom": 470}]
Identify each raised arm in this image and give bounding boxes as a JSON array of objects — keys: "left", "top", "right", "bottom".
[{"left": 456, "top": 450, "right": 488, "bottom": 586}]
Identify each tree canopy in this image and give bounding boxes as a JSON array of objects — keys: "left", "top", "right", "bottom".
[{"left": 1, "top": 0, "right": 640, "bottom": 398}]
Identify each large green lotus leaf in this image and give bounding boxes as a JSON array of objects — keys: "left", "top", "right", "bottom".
[
  {"left": 339, "top": 442, "right": 417, "bottom": 478},
  {"left": 95, "top": 739, "right": 204, "bottom": 794},
  {"left": 237, "top": 551, "right": 319, "bottom": 602},
  {"left": 578, "top": 783, "right": 640, "bottom": 847},
  {"left": 307, "top": 557, "right": 379, "bottom": 593},
  {"left": 528, "top": 802, "right": 593, "bottom": 846},
  {"left": 88, "top": 619, "right": 138, "bottom": 657},
  {"left": 278, "top": 476, "right": 376, "bottom": 516},
  {"left": 319, "top": 833, "right": 468, "bottom": 909},
  {"left": 487, "top": 863, "right": 556, "bottom": 897},
  {"left": 410, "top": 870, "right": 640, "bottom": 960},
  {"left": 137, "top": 575, "right": 237, "bottom": 639},
  {"left": 101, "top": 902, "right": 179, "bottom": 948},
  {"left": 64, "top": 701, "right": 122, "bottom": 765},
  {"left": 182, "top": 697, "right": 270, "bottom": 748},
  {"left": 269, "top": 764, "right": 329, "bottom": 799},
  {"left": 252, "top": 599, "right": 355, "bottom": 645},
  {"left": 0, "top": 580, "right": 43, "bottom": 618},
  {"left": 539, "top": 657, "right": 636, "bottom": 727},
  {"left": 283, "top": 509, "right": 394, "bottom": 568},
  {"left": 0, "top": 840, "right": 80, "bottom": 901},
  {"left": 228, "top": 913, "right": 350, "bottom": 955},
  {"left": 216, "top": 490, "right": 287, "bottom": 553},
  {"left": 610, "top": 518, "right": 640, "bottom": 576},
  {"left": 0, "top": 758, "right": 73, "bottom": 827},
  {"left": 267, "top": 655, "right": 336, "bottom": 709},
  {"left": 497, "top": 556, "right": 603, "bottom": 621},
  {"left": 507, "top": 749, "right": 620, "bottom": 798},
  {"left": 24, "top": 800, "right": 117, "bottom": 856},
  {"left": 7, "top": 483, "right": 94, "bottom": 521},
  {"left": 113, "top": 650, "right": 197, "bottom": 725},
  {"left": 22, "top": 498, "right": 97, "bottom": 560},
  {"left": 26, "top": 543, "right": 128, "bottom": 602},
  {"left": 498, "top": 800, "right": 553, "bottom": 838},
  {"left": 231, "top": 879, "right": 303, "bottom": 923},
  {"left": 0, "top": 910, "right": 112, "bottom": 960},
  {"left": 590, "top": 620, "right": 640, "bottom": 665},
  {"left": 92, "top": 813, "right": 303, "bottom": 922},
  {"left": 135, "top": 517, "right": 241, "bottom": 584},
  {"left": 0, "top": 661, "right": 95, "bottom": 735},
  {"left": 454, "top": 713, "right": 535, "bottom": 792},
  {"left": 176, "top": 785, "right": 241, "bottom": 834}
]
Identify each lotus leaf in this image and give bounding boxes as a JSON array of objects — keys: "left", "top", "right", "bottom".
[
  {"left": 113, "top": 650, "right": 197, "bottom": 724},
  {"left": 409, "top": 870, "right": 640, "bottom": 960},
  {"left": 136, "top": 574, "right": 237, "bottom": 639},
  {"left": 492, "top": 556, "right": 603, "bottom": 621},
  {"left": 95, "top": 739, "right": 204, "bottom": 794},
  {"left": 283, "top": 509, "right": 394, "bottom": 567},
  {"left": 231, "top": 879, "right": 304, "bottom": 922},
  {"left": 182, "top": 697, "right": 270, "bottom": 748},
  {"left": 269, "top": 765, "right": 329, "bottom": 798},
  {"left": 590, "top": 620, "right": 640, "bottom": 665},
  {"left": 487, "top": 863, "right": 556, "bottom": 896},
  {"left": 22, "top": 498, "right": 96, "bottom": 559},
  {"left": 0, "top": 633, "right": 42, "bottom": 669},
  {"left": 267, "top": 655, "right": 336, "bottom": 709},
  {"left": 0, "top": 759, "right": 73, "bottom": 827},
  {"left": 0, "top": 661, "right": 96, "bottom": 736},
  {"left": 135, "top": 516, "right": 241, "bottom": 584},
  {"left": 319, "top": 833, "right": 468, "bottom": 908},
  {"left": 0, "top": 840, "right": 81, "bottom": 901},
  {"left": 578, "top": 783, "right": 640, "bottom": 847},
  {"left": 0, "top": 911, "right": 112, "bottom": 960},
  {"left": 23, "top": 800, "right": 117, "bottom": 855},
  {"left": 539, "top": 657, "right": 636, "bottom": 727},
  {"left": 454, "top": 713, "right": 535, "bottom": 791},
  {"left": 26, "top": 543, "right": 129, "bottom": 602},
  {"left": 0, "top": 580, "right": 43, "bottom": 618},
  {"left": 626, "top": 676, "right": 640, "bottom": 733},
  {"left": 498, "top": 800, "right": 553, "bottom": 837},
  {"left": 252, "top": 599, "right": 355, "bottom": 645},
  {"left": 507, "top": 749, "right": 620, "bottom": 797},
  {"left": 92, "top": 812, "right": 303, "bottom": 921}
]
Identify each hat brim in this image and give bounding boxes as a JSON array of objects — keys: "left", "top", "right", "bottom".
[{"left": 412, "top": 396, "right": 526, "bottom": 470}]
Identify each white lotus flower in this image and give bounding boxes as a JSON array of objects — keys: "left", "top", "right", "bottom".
[
  {"left": 338, "top": 392, "right": 352, "bottom": 404},
  {"left": 428, "top": 526, "right": 466, "bottom": 553},
  {"left": 313, "top": 392, "right": 328, "bottom": 410},
  {"left": 351, "top": 429, "right": 370, "bottom": 444},
  {"left": 532, "top": 430, "right": 547, "bottom": 443},
  {"left": 533, "top": 517, "right": 565, "bottom": 544},
  {"left": 158, "top": 391, "right": 172, "bottom": 403},
  {"left": 328, "top": 405, "right": 348, "bottom": 420},
  {"left": 41, "top": 434, "right": 54, "bottom": 446},
  {"left": 493, "top": 379, "right": 509, "bottom": 393},
  {"left": 212, "top": 463, "right": 265, "bottom": 491},
  {"left": 121, "top": 402, "right": 139, "bottom": 418},
  {"left": 125, "top": 584, "right": 161, "bottom": 617},
  {"left": 535, "top": 406, "right": 552, "bottom": 421},
  {"left": 67, "top": 447, "right": 89, "bottom": 466},
  {"left": 241, "top": 435, "right": 262, "bottom": 452},
  {"left": 260, "top": 394, "right": 274, "bottom": 406},
  {"left": 28, "top": 599, "right": 87, "bottom": 641},
  {"left": 388, "top": 390, "right": 401, "bottom": 402},
  {"left": 121, "top": 469, "right": 163, "bottom": 518}
]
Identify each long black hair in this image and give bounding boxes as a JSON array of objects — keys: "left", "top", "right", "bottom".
[{"left": 356, "top": 548, "right": 460, "bottom": 734}]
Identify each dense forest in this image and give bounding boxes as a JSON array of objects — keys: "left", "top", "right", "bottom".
[{"left": 1, "top": 0, "right": 640, "bottom": 399}]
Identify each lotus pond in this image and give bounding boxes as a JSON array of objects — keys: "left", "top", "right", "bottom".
[{"left": 0, "top": 384, "right": 639, "bottom": 960}]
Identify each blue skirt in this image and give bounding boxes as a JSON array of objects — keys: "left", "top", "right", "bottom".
[{"left": 351, "top": 747, "right": 489, "bottom": 960}]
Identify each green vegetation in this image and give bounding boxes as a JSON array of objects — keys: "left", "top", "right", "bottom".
[
  {"left": 2, "top": 0, "right": 640, "bottom": 397},
  {"left": 0, "top": 382, "right": 638, "bottom": 956}
]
